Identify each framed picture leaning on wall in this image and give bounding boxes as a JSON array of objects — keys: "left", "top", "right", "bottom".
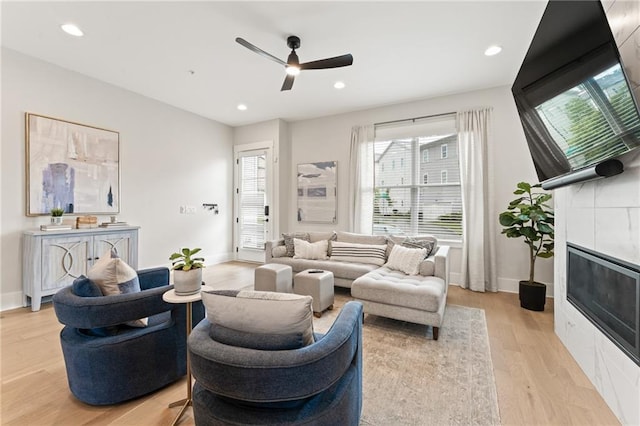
[
  {"left": 25, "top": 113, "right": 120, "bottom": 216},
  {"left": 297, "top": 161, "right": 337, "bottom": 223}
]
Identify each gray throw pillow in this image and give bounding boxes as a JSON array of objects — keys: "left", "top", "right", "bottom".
[
  {"left": 282, "top": 232, "right": 310, "bottom": 257},
  {"left": 402, "top": 238, "right": 436, "bottom": 257}
]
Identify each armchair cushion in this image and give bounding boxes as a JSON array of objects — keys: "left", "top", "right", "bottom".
[
  {"left": 72, "top": 275, "right": 103, "bottom": 297},
  {"left": 202, "top": 290, "right": 315, "bottom": 349}
]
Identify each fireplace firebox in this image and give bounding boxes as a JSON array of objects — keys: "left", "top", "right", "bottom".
[{"left": 567, "top": 243, "right": 640, "bottom": 366}]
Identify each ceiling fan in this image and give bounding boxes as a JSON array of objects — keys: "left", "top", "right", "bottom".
[{"left": 235, "top": 35, "right": 353, "bottom": 91}]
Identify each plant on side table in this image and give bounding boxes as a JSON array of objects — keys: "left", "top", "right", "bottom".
[
  {"left": 499, "top": 181, "right": 554, "bottom": 311},
  {"left": 50, "top": 207, "right": 65, "bottom": 225},
  {"left": 170, "top": 247, "right": 205, "bottom": 296}
]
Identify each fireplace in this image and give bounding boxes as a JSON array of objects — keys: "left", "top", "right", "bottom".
[{"left": 567, "top": 243, "right": 640, "bottom": 366}]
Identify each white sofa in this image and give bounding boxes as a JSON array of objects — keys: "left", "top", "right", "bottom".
[{"left": 265, "top": 231, "right": 449, "bottom": 339}]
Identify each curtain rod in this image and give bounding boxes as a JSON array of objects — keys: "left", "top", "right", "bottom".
[{"left": 375, "top": 111, "right": 456, "bottom": 128}]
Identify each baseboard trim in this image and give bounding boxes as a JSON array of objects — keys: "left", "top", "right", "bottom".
[
  {"left": 448, "top": 276, "right": 554, "bottom": 298},
  {"left": 1, "top": 291, "right": 25, "bottom": 312}
]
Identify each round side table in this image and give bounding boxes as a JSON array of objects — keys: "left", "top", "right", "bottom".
[{"left": 163, "top": 285, "right": 213, "bottom": 426}]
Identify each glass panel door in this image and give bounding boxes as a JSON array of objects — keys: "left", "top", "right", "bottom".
[{"left": 235, "top": 147, "right": 272, "bottom": 262}]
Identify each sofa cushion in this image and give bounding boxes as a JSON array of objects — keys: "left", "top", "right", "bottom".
[
  {"left": 271, "top": 245, "right": 287, "bottom": 258},
  {"left": 268, "top": 257, "right": 379, "bottom": 280},
  {"left": 294, "top": 238, "right": 329, "bottom": 260},
  {"left": 385, "top": 244, "right": 427, "bottom": 275},
  {"left": 308, "top": 231, "right": 337, "bottom": 243},
  {"left": 86, "top": 249, "right": 147, "bottom": 327},
  {"left": 418, "top": 257, "right": 436, "bottom": 276},
  {"left": 351, "top": 267, "right": 445, "bottom": 312},
  {"left": 336, "top": 231, "right": 387, "bottom": 245},
  {"left": 202, "top": 290, "right": 315, "bottom": 348},
  {"left": 329, "top": 241, "right": 387, "bottom": 266},
  {"left": 282, "top": 232, "right": 310, "bottom": 257},
  {"left": 386, "top": 235, "right": 437, "bottom": 258}
]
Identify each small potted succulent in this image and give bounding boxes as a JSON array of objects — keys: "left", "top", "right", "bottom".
[
  {"left": 169, "top": 247, "right": 205, "bottom": 295},
  {"left": 50, "top": 207, "right": 65, "bottom": 225}
]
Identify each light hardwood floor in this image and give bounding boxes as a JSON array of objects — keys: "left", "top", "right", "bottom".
[{"left": 1, "top": 261, "right": 619, "bottom": 425}]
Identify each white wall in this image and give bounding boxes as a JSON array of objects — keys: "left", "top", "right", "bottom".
[
  {"left": 1, "top": 48, "right": 234, "bottom": 311},
  {"left": 285, "top": 86, "right": 554, "bottom": 293}
]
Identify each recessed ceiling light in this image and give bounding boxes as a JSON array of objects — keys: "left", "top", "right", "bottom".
[
  {"left": 61, "top": 23, "right": 84, "bottom": 37},
  {"left": 237, "top": 104, "right": 247, "bottom": 111},
  {"left": 334, "top": 81, "right": 346, "bottom": 89},
  {"left": 484, "top": 45, "right": 502, "bottom": 56}
]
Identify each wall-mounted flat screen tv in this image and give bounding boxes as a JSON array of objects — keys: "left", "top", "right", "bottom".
[{"left": 512, "top": 0, "right": 640, "bottom": 189}]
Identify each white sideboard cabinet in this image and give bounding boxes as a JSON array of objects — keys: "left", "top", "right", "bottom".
[{"left": 23, "top": 226, "right": 140, "bottom": 311}]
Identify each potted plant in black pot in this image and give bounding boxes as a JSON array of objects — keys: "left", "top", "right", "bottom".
[{"left": 499, "top": 182, "right": 554, "bottom": 311}]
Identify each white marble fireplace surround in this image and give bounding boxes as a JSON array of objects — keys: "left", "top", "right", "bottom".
[{"left": 554, "top": 151, "right": 640, "bottom": 425}]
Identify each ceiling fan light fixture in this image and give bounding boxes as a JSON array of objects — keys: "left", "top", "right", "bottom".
[
  {"left": 237, "top": 104, "right": 248, "bottom": 111},
  {"left": 334, "top": 81, "right": 346, "bottom": 89},
  {"left": 286, "top": 66, "right": 300, "bottom": 76},
  {"left": 61, "top": 23, "right": 84, "bottom": 37}
]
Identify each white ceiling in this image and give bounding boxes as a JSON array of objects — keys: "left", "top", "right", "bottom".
[{"left": 1, "top": 1, "right": 548, "bottom": 127}]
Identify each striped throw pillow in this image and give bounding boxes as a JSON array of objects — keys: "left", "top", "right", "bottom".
[{"left": 329, "top": 241, "right": 387, "bottom": 266}]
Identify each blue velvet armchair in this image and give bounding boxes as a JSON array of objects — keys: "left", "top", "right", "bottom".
[
  {"left": 52, "top": 267, "right": 204, "bottom": 405},
  {"left": 188, "top": 300, "right": 363, "bottom": 426}
]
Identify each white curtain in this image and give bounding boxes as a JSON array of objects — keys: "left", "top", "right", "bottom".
[
  {"left": 457, "top": 108, "right": 497, "bottom": 292},
  {"left": 348, "top": 125, "right": 375, "bottom": 233}
]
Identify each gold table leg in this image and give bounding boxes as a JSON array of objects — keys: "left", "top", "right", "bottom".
[{"left": 168, "top": 301, "right": 193, "bottom": 426}]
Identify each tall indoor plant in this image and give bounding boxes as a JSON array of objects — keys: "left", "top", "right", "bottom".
[
  {"left": 499, "top": 182, "right": 554, "bottom": 311},
  {"left": 170, "top": 247, "right": 205, "bottom": 295}
]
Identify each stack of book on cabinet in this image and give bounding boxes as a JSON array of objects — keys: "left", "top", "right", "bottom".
[
  {"left": 77, "top": 216, "right": 99, "bottom": 229},
  {"left": 100, "top": 220, "right": 129, "bottom": 228},
  {"left": 40, "top": 223, "right": 73, "bottom": 231}
]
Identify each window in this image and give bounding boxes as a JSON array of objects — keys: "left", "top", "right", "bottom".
[{"left": 373, "top": 115, "right": 462, "bottom": 240}]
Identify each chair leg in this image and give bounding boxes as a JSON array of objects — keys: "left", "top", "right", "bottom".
[{"left": 432, "top": 326, "right": 439, "bottom": 340}]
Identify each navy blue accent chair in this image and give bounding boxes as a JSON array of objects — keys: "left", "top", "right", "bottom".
[
  {"left": 52, "top": 267, "right": 205, "bottom": 405},
  {"left": 188, "top": 301, "right": 363, "bottom": 426}
]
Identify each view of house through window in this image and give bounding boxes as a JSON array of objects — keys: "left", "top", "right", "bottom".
[{"left": 373, "top": 115, "right": 462, "bottom": 241}]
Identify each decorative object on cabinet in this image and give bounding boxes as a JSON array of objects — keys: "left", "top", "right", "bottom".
[
  {"left": 50, "top": 207, "right": 64, "bottom": 224},
  {"left": 26, "top": 113, "right": 120, "bottom": 216},
  {"left": 22, "top": 226, "right": 139, "bottom": 311},
  {"left": 297, "top": 161, "right": 337, "bottom": 223},
  {"left": 170, "top": 247, "right": 205, "bottom": 296}
]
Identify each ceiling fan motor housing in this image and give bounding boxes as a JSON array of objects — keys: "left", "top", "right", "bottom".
[{"left": 287, "top": 36, "right": 301, "bottom": 50}]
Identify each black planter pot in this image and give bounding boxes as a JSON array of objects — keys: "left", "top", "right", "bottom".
[{"left": 519, "top": 281, "right": 546, "bottom": 311}]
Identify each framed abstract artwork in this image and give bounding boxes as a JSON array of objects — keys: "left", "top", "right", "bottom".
[
  {"left": 297, "top": 161, "right": 337, "bottom": 223},
  {"left": 26, "top": 113, "right": 120, "bottom": 216}
]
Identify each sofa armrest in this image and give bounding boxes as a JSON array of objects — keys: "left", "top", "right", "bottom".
[
  {"left": 434, "top": 245, "right": 450, "bottom": 286},
  {"left": 264, "top": 238, "right": 285, "bottom": 263}
]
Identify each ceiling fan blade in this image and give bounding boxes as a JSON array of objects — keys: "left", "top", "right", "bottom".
[
  {"left": 300, "top": 54, "right": 353, "bottom": 70},
  {"left": 235, "top": 37, "right": 286, "bottom": 66},
  {"left": 281, "top": 74, "right": 295, "bottom": 91}
]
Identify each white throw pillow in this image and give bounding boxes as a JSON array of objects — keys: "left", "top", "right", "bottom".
[
  {"left": 293, "top": 238, "right": 329, "bottom": 260},
  {"left": 202, "top": 290, "right": 315, "bottom": 347},
  {"left": 385, "top": 244, "right": 427, "bottom": 275},
  {"left": 87, "top": 249, "right": 147, "bottom": 327}
]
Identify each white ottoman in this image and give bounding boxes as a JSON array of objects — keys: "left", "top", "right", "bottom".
[
  {"left": 294, "top": 270, "right": 334, "bottom": 318},
  {"left": 254, "top": 264, "right": 293, "bottom": 293}
]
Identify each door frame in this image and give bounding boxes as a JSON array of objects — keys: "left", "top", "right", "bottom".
[{"left": 233, "top": 141, "right": 274, "bottom": 263}]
